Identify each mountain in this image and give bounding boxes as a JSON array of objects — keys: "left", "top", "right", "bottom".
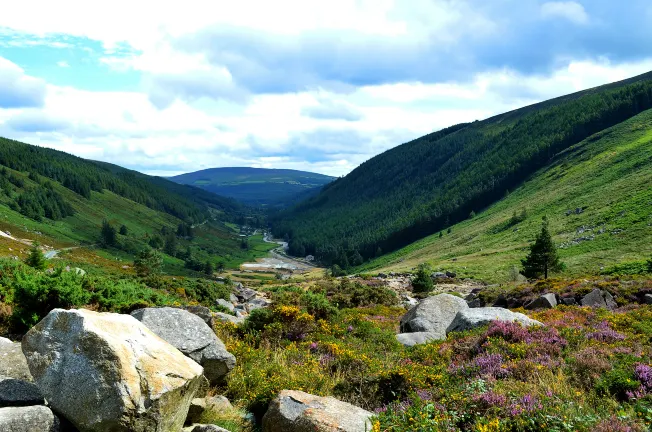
[
  {"left": 358, "top": 109, "right": 652, "bottom": 281},
  {"left": 170, "top": 167, "right": 335, "bottom": 206},
  {"left": 0, "top": 138, "right": 269, "bottom": 274},
  {"left": 272, "top": 71, "right": 652, "bottom": 268}
]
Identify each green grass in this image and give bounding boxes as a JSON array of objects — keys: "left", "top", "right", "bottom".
[{"left": 358, "top": 110, "right": 652, "bottom": 282}]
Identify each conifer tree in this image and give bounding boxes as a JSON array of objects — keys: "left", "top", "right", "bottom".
[
  {"left": 25, "top": 241, "right": 46, "bottom": 270},
  {"left": 100, "top": 219, "right": 117, "bottom": 247},
  {"left": 412, "top": 263, "right": 433, "bottom": 293},
  {"left": 521, "top": 217, "right": 563, "bottom": 279}
]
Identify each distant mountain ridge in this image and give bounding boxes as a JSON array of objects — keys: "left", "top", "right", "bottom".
[{"left": 170, "top": 167, "right": 335, "bottom": 207}]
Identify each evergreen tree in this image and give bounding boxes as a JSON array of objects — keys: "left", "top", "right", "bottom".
[
  {"left": 412, "top": 263, "right": 433, "bottom": 293},
  {"left": 521, "top": 217, "right": 563, "bottom": 279},
  {"left": 204, "top": 261, "right": 214, "bottom": 276},
  {"left": 134, "top": 248, "right": 162, "bottom": 277},
  {"left": 163, "top": 233, "right": 177, "bottom": 256},
  {"left": 119, "top": 225, "right": 128, "bottom": 236},
  {"left": 100, "top": 220, "right": 117, "bottom": 247},
  {"left": 25, "top": 242, "right": 46, "bottom": 270}
]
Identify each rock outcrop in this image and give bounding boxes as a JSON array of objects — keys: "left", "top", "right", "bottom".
[
  {"left": 0, "top": 406, "right": 60, "bottom": 431},
  {"left": 447, "top": 307, "right": 543, "bottom": 333},
  {"left": 581, "top": 289, "right": 617, "bottom": 309},
  {"left": 22, "top": 308, "right": 204, "bottom": 432},
  {"left": 262, "top": 390, "right": 373, "bottom": 432},
  {"left": 0, "top": 337, "right": 33, "bottom": 382},
  {"left": 400, "top": 294, "right": 468, "bottom": 337},
  {"left": 132, "top": 307, "right": 236, "bottom": 384}
]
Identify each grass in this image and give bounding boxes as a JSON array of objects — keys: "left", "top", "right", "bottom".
[{"left": 358, "top": 109, "right": 652, "bottom": 282}]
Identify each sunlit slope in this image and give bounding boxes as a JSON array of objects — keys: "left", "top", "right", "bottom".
[{"left": 359, "top": 109, "right": 652, "bottom": 281}]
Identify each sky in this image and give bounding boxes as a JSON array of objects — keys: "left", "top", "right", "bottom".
[{"left": 1, "top": 1, "right": 652, "bottom": 177}]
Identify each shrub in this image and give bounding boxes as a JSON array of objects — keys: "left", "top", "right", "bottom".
[{"left": 411, "top": 263, "right": 433, "bottom": 293}]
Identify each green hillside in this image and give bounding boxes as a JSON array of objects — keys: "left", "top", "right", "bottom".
[
  {"left": 0, "top": 138, "right": 270, "bottom": 275},
  {"left": 272, "top": 71, "right": 652, "bottom": 267},
  {"left": 170, "top": 167, "right": 335, "bottom": 206},
  {"left": 358, "top": 109, "right": 652, "bottom": 281}
]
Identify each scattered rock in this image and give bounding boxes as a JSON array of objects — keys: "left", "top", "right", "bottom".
[
  {"left": 466, "top": 297, "right": 483, "bottom": 308},
  {"left": 0, "top": 406, "right": 60, "bottom": 431},
  {"left": 262, "top": 390, "right": 373, "bottom": 432},
  {"left": 22, "top": 308, "right": 204, "bottom": 432},
  {"left": 246, "top": 297, "right": 271, "bottom": 312},
  {"left": 183, "top": 305, "right": 215, "bottom": 327},
  {"left": 431, "top": 272, "right": 447, "bottom": 279},
  {"left": 447, "top": 307, "right": 543, "bottom": 333},
  {"left": 560, "top": 297, "right": 577, "bottom": 306},
  {"left": 0, "top": 377, "right": 44, "bottom": 407},
  {"left": 132, "top": 307, "right": 236, "bottom": 384},
  {"left": 445, "top": 271, "right": 457, "bottom": 278},
  {"left": 580, "top": 289, "right": 617, "bottom": 310},
  {"left": 644, "top": 294, "right": 652, "bottom": 305},
  {"left": 216, "top": 299, "right": 235, "bottom": 312},
  {"left": 399, "top": 294, "right": 468, "bottom": 338},
  {"left": 401, "top": 295, "right": 418, "bottom": 309},
  {"left": 396, "top": 332, "right": 441, "bottom": 347},
  {"left": 229, "top": 294, "right": 239, "bottom": 304},
  {"left": 525, "top": 293, "right": 557, "bottom": 310},
  {"left": 234, "top": 285, "right": 257, "bottom": 302},
  {"left": 0, "top": 338, "right": 33, "bottom": 382}
]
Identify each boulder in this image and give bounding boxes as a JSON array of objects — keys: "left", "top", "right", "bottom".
[
  {"left": 229, "top": 294, "right": 239, "bottom": 304},
  {"left": 644, "top": 294, "right": 652, "bottom": 305},
  {"left": 396, "top": 332, "right": 442, "bottom": 347},
  {"left": 246, "top": 297, "right": 271, "bottom": 312},
  {"left": 216, "top": 299, "right": 235, "bottom": 312},
  {"left": 399, "top": 294, "right": 468, "bottom": 338},
  {"left": 183, "top": 306, "right": 214, "bottom": 327},
  {"left": 0, "top": 338, "right": 32, "bottom": 382},
  {"left": 0, "top": 377, "right": 44, "bottom": 407},
  {"left": 262, "top": 390, "right": 373, "bottom": 432},
  {"left": 401, "top": 295, "right": 418, "bottom": 309},
  {"left": 131, "top": 307, "right": 236, "bottom": 384},
  {"left": 22, "top": 308, "right": 203, "bottom": 432},
  {"left": 447, "top": 307, "right": 543, "bottom": 333},
  {"left": 186, "top": 396, "right": 233, "bottom": 424},
  {"left": 525, "top": 293, "right": 557, "bottom": 310},
  {"left": 445, "top": 271, "right": 457, "bottom": 278},
  {"left": 560, "top": 297, "right": 577, "bottom": 306},
  {"left": 212, "top": 312, "right": 245, "bottom": 325},
  {"left": 0, "top": 406, "right": 60, "bottom": 431},
  {"left": 234, "top": 286, "right": 257, "bottom": 302},
  {"left": 581, "top": 289, "right": 617, "bottom": 309}
]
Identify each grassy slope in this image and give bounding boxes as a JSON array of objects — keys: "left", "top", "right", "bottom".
[
  {"left": 0, "top": 167, "right": 271, "bottom": 273},
  {"left": 358, "top": 109, "right": 652, "bottom": 281}
]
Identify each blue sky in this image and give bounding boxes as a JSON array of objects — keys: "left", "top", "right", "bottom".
[{"left": 1, "top": 0, "right": 652, "bottom": 176}]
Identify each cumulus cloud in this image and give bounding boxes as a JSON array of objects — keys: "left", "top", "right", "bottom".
[
  {"left": 0, "top": 57, "right": 46, "bottom": 108},
  {"left": 301, "top": 99, "right": 363, "bottom": 122},
  {"left": 5, "top": 110, "right": 70, "bottom": 132},
  {"left": 541, "top": 1, "right": 589, "bottom": 24}
]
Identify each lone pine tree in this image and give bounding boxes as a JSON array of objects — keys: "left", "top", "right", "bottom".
[{"left": 521, "top": 217, "right": 563, "bottom": 279}]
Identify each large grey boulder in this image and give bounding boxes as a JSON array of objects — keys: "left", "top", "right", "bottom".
[
  {"left": 0, "top": 338, "right": 32, "bottom": 382},
  {"left": 246, "top": 297, "right": 271, "bottom": 312},
  {"left": 0, "top": 405, "right": 59, "bottom": 431},
  {"left": 447, "top": 307, "right": 543, "bottom": 333},
  {"left": 0, "top": 377, "right": 44, "bottom": 407},
  {"left": 525, "top": 293, "right": 557, "bottom": 310},
  {"left": 22, "top": 308, "right": 204, "bottom": 432},
  {"left": 132, "top": 307, "right": 236, "bottom": 384},
  {"left": 400, "top": 294, "right": 468, "bottom": 338},
  {"left": 262, "top": 390, "right": 373, "bottom": 432},
  {"left": 581, "top": 289, "right": 617, "bottom": 309},
  {"left": 183, "top": 306, "right": 214, "bottom": 327},
  {"left": 396, "top": 332, "right": 441, "bottom": 347}
]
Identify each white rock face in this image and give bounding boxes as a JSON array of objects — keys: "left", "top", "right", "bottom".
[
  {"left": 447, "top": 307, "right": 543, "bottom": 333},
  {"left": 262, "top": 390, "right": 373, "bottom": 432},
  {"left": 22, "top": 309, "right": 204, "bottom": 432}
]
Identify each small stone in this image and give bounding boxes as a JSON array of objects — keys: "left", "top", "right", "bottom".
[
  {"left": 0, "top": 377, "right": 44, "bottom": 407},
  {"left": 525, "top": 293, "right": 557, "bottom": 310},
  {"left": 643, "top": 294, "right": 652, "bottom": 305},
  {"left": 0, "top": 405, "right": 60, "bottom": 431}
]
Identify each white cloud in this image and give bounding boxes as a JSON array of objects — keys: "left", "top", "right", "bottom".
[
  {"left": 56, "top": 61, "right": 69, "bottom": 67},
  {"left": 0, "top": 57, "right": 47, "bottom": 108},
  {"left": 541, "top": 1, "right": 589, "bottom": 24}
]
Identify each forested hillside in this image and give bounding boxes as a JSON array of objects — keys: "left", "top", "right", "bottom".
[
  {"left": 170, "top": 167, "right": 334, "bottom": 207},
  {"left": 0, "top": 138, "right": 242, "bottom": 224},
  {"left": 272, "top": 71, "right": 652, "bottom": 268}
]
